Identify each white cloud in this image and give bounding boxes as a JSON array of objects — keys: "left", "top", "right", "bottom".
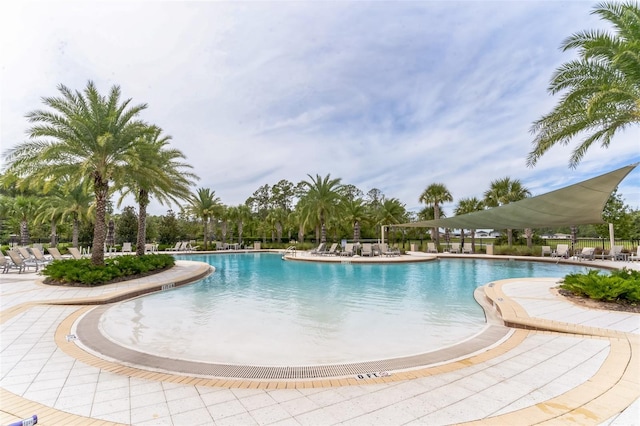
[{"left": 1, "top": 1, "right": 638, "bottom": 216}]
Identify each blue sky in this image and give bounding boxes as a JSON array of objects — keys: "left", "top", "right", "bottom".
[{"left": 1, "top": 1, "right": 639, "bottom": 217}]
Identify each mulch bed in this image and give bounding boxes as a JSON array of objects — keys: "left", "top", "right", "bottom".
[{"left": 556, "top": 288, "right": 640, "bottom": 314}]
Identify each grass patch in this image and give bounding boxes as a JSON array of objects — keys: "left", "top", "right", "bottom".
[
  {"left": 42, "top": 254, "right": 175, "bottom": 286},
  {"left": 559, "top": 268, "right": 640, "bottom": 303}
]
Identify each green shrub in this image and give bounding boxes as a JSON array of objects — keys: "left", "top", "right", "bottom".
[
  {"left": 42, "top": 254, "right": 175, "bottom": 286},
  {"left": 560, "top": 268, "right": 640, "bottom": 303}
]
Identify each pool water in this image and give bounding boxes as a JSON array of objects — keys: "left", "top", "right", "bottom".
[{"left": 99, "top": 253, "right": 591, "bottom": 366}]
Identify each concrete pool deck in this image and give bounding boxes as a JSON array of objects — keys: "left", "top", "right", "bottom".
[{"left": 1, "top": 253, "right": 639, "bottom": 425}]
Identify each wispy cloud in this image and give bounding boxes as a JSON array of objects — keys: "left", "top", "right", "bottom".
[{"left": 2, "top": 1, "right": 638, "bottom": 215}]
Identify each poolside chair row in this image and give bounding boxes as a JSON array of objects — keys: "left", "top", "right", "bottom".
[
  {"left": 165, "top": 241, "right": 198, "bottom": 252},
  {"left": 309, "top": 242, "right": 401, "bottom": 257},
  {"left": 1, "top": 246, "right": 55, "bottom": 273}
]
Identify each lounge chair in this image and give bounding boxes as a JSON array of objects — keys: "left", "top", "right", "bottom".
[
  {"left": 576, "top": 247, "right": 595, "bottom": 261},
  {"left": 427, "top": 242, "right": 438, "bottom": 253},
  {"left": 462, "top": 243, "right": 473, "bottom": 254},
  {"left": 541, "top": 246, "right": 552, "bottom": 257},
  {"left": 629, "top": 246, "right": 640, "bottom": 262},
  {"left": 121, "top": 242, "right": 132, "bottom": 253},
  {"left": 165, "top": 242, "right": 182, "bottom": 252},
  {"left": 0, "top": 250, "right": 11, "bottom": 273},
  {"left": 47, "top": 247, "right": 65, "bottom": 260},
  {"left": 601, "top": 245, "right": 624, "bottom": 261},
  {"left": 310, "top": 243, "right": 326, "bottom": 256},
  {"left": 553, "top": 244, "right": 569, "bottom": 259},
  {"left": 323, "top": 243, "right": 339, "bottom": 256},
  {"left": 31, "top": 247, "right": 53, "bottom": 267},
  {"left": 340, "top": 243, "right": 354, "bottom": 256},
  {"left": 379, "top": 243, "right": 400, "bottom": 257},
  {"left": 449, "top": 243, "right": 460, "bottom": 253},
  {"left": 17, "top": 247, "right": 34, "bottom": 262},
  {"left": 68, "top": 247, "right": 85, "bottom": 260},
  {"left": 361, "top": 243, "right": 373, "bottom": 256},
  {"left": 7, "top": 249, "right": 37, "bottom": 273}
]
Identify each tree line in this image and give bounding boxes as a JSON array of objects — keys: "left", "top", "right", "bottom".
[{"left": 2, "top": 2, "right": 639, "bottom": 264}]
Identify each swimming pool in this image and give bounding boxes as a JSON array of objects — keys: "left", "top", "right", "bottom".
[{"left": 99, "top": 253, "right": 591, "bottom": 366}]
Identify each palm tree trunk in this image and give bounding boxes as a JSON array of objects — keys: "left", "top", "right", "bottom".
[
  {"left": 525, "top": 228, "right": 533, "bottom": 248},
  {"left": 91, "top": 176, "right": 108, "bottom": 266},
  {"left": 50, "top": 220, "right": 57, "bottom": 247},
  {"left": 203, "top": 218, "right": 209, "bottom": 250},
  {"left": 72, "top": 216, "right": 79, "bottom": 248},
  {"left": 433, "top": 204, "right": 440, "bottom": 247},
  {"left": 20, "top": 218, "right": 29, "bottom": 246},
  {"left": 136, "top": 189, "right": 149, "bottom": 256}
]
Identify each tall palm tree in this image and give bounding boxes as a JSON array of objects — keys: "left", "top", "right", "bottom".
[
  {"left": 528, "top": 1, "right": 640, "bottom": 168},
  {"left": 188, "top": 187, "right": 221, "bottom": 250},
  {"left": 484, "top": 177, "right": 531, "bottom": 246},
  {"left": 418, "top": 183, "right": 453, "bottom": 247},
  {"left": 299, "top": 174, "right": 343, "bottom": 243},
  {"left": 2, "top": 81, "right": 149, "bottom": 265},
  {"left": 117, "top": 126, "right": 198, "bottom": 255},
  {"left": 454, "top": 197, "right": 484, "bottom": 252}
]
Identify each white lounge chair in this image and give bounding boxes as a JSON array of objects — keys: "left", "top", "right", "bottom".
[
  {"left": 576, "top": 247, "right": 595, "bottom": 261},
  {"left": 553, "top": 244, "right": 569, "bottom": 259},
  {"left": 121, "top": 242, "right": 132, "bottom": 253},
  {"left": 379, "top": 243, "right": 400, "bottom": 257},
  {"left": 427, "top": 242, "right": 438, "bottom": 253},
  {"left": 449, "top": 243, "right": 461, "bottom": 253},
  {"left": 361, "top": 243, "right": 373, "bottom": 256},
  {"left": 165, "top": 242, "right": 182, "bottom": 252},
  {"left": 462, "top": 243, "right": 473, "bottom": 254},
  {"left": 601, "top": 245, "right": 624, "bottom": 261},
  {"left": 541, "top": 246, "right": 552, "bottom": 257},
  {"left": 629, "top": 246, "right": 640, "bottom": 262},
  {"left": 340, "top": 243, "right": 354, "bottom": 256}
]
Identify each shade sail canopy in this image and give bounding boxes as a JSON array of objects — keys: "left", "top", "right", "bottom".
[{"left": 397, "top": 163, "right": 637, "bottom": 230}]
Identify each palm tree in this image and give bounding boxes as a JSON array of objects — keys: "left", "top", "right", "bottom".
[
  {"left": 484, "top": 177, "right": 531, "bottom": 246},
  {"left": 340, "top": 198, "right": 368, "bottom": 243},
  {"left": 418, "top": 183, "right": 453, "bottom": 248},
  {"left": 299, "top": 174, "right": 343, "bottom": 243},
  {"left": 7, "top": 195, "right": 39, "bottom": 246},
  {"left": 188, "top": 187, "right": 221, "bottom": 250},
  {"left": 376, "top": 197, "right": 407, "bottom": 244},
  {"left": 2, "top": 81, "right": 149, "bottom": 265},
  {"left": 35, "top": 178, "right": 94, "bottom": 248},
  {"left": 528, "top": 1, "right": 640, "bottom": 168},
  {"left": 117, "top": 126, "right": 197, "bottom": 255},
  {"left": 454, "top": 197, "right": 484, "bottom": 252}
]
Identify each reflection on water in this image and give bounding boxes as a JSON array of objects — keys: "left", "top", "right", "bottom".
[{"left": 99, "top": 254, "right": 590, "bottom": 365}]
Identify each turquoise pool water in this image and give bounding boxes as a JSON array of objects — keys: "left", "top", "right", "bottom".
[{"left": 100, "top": 253, "right": 591, "bottom": 366}]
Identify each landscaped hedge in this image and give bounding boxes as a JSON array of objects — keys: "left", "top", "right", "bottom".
[
  {"left": 42, "top": 254, "right": 175, "bottom": 286},
  {"left": 560, "top": 268, "right": 640, "bottom": 303}
]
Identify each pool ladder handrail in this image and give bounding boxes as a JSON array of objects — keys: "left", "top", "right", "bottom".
[{"left": 283, "top": 245, "right": 297, "bottom": 258}]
